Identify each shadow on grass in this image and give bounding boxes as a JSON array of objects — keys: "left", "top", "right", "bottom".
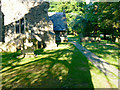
[
  {"left": 83, "top": 42, "right": 119, "bottom": 67},
  {"left": 2, "top": 51, "right": 22, "bottom": 68},
  {"left": 2, "top": 44, "right": 94, "bottom": 89}
]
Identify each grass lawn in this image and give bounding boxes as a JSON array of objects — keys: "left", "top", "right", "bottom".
[
  {"left": 68, "top": 35, "right": 119, "bottom": 69},
  {"left": 1, "top": 43, "right": 115, "bottom": 88},
  {"left": 81, "top": 41, "right": 119, "bottom": 69},
  {"left": 67, "top": 35, "right": 80, "bottom": 42}
]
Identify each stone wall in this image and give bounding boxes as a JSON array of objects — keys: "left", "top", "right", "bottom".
[
  {"left": 48, "top": 11, "right": 68, "bottom": 43},
  {"left": 1, "top": 0, "right": 44, "bottom": 25},
  {"left": 0, "top": 2, "right": 2, "bottom": 42},
  {"left": 0, "top": 1, "right": 57, "bottom": 52},
  {"left": 25, "top": 1, "right": 57, "bottom": 49}
]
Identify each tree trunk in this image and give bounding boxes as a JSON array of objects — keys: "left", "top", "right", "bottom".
[
  {"left": 111, "top": 35, "right": 115, "bottom": 42},
  {"left": 79, "top": 33, "right": 83, "bottom": 42},
  {"left": 94, "top": 24, "right": 98, "bottom": 41},
  {"left": 103, "top": 29, "right": 106, "bottom": 39}
]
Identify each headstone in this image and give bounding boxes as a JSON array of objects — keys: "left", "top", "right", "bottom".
[
  {"left": 7, "top": 42, "right": 17, "bottom": 52},
  {"left": 96, "top": 37, "right": 101, "bottom": 42},
  {"left": 84, "top": 37, "right": 89, "bottom": 42},
  {"left": 115, "top": 37, "right": 119, "bottom": 43},
  {"left": 21, "top": 30, "right": 35, "bottom": 58}
]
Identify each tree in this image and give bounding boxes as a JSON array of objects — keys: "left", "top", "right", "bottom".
[
  {"left": 70, "top": 15, "right": 92, "bottom": 36},
  {"left": 98, "top": 2, "right": 120, "bottom": 41},
  {"left": 49, "top": 2, "right": 120, "bottom": 42},
  {"left": 48, "top": 2, "right": 86, "bottom": 34},
  {"left": 84, "top": 2, "right": 120, "bottom": 42}
]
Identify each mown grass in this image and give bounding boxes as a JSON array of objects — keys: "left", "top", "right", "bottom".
[
  {"left": 67, "top": 35, "right": 80, "bottom": 42},
  {"left": 1, "top": 43, "right": 114, "bottom": 89},
  {"left": 81, "top": 41, "right": 119, "bottom": 68},
  {"left": 68, "top": 35, "right": 119, "bottom": 69}
]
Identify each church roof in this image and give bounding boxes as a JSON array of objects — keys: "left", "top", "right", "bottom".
[{"left": 48, "top": 12, "right": 67, "bottom": 31}]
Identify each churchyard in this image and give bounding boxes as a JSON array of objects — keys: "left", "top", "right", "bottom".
[
  {"left": 68, "top": 35, "right": 119, "bottom": 68},
  {"left": 1, "top": 43, "right": 117, "bottom": 88},
  {"left": 0, "top": 0, "right": 120, "bottom": 89}
]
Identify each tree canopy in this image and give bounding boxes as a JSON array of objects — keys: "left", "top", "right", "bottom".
[{"left": 48, "top": 2, "right": 120, "bottom": 41}]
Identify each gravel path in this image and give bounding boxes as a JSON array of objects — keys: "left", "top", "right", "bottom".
[{"left": 70, "top": 41, "right": 119, "bottom": 88}]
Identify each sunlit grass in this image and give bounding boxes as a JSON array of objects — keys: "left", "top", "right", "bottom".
[
  {"left": 81, "top": 41, "right": 119, "bottom": 67},
  {"left": 89, "top": 61, "right": 117, "bottom": 88},
  {"left": 68, "top": 35, "right": 119, "bottom": 68},
  {"left": 1, "top": 43, "right": 115, "bottom": 88},
  {"left": 67, "top": 35, "right": 79, "bottom": 42},
  {"left": 68, "top": 35, "right": 119, "bottom": 67}
]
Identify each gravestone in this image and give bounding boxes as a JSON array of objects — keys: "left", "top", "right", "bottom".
[{"left": 22, "top": 30, "right": 35, "bottom": 58}]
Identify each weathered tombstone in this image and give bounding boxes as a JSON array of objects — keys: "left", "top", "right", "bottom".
[
  {"left": 22, "top": 30, "right": 35, "bottom": 58},
  {"left": 91, "top": 37, "right": 95, "bottom": 42},
  {"left": 96, "top": 37, "right": 101, "bottom": 42},
  {"left": 115, "top": 37, "right": 119, "bottom": 43},
  {"left": 84, "top": 37, "right": 89, "bottom": 42},
  {"left": 7, "top": 42, "right": 17, "bottom": 52}
]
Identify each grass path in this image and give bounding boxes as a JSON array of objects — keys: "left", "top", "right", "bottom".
[
  {"left": 68, "top": 35, "right": 119, "bottom": 68},
  {"left": 68, "top": 35, "right": 119, "bottom": 88},
  {"left": 71, "top": 41, "right": 118, "bottom": 88},
  {"left": 81, "top": 41, "right": 119, "bottom": 67}
]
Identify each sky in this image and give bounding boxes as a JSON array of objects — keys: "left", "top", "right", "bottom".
[{"left": 86, "top": 0, "right": 90, "bottom": 4}]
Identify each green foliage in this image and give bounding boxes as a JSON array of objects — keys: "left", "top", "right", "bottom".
[
  {"left": 81, "top": 40, "right": 119, "bottom": 66},
  {"left": 48, "top": 2, "right": 86, "bottom": 34},
  {"left": 84, "top": 2, "right": 120, "bottom": 38},
  {"left": 49, "top": 2, "right": 120, "bottom": 38},
  {"left": 70, "top": 15, "right": 93, "bottom": 36}
]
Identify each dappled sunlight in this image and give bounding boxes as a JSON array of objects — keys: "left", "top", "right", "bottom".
[
  {"left": 67, "top": 35, "right": 79, "bottom": 42},
  {"left": 2, "top": 43, "right": 95, "bottom": 88},
  {"left": 1, "top": 66, "right": 11, "bottom": 72},
  {"left": 51, "top": 63, "right": 69, "bottom": 81},
  {"left": 18, "top": 55, "right": 49, "bottom": 65},
  {"left": 90, "top": 65, "right": 111, "bottom": 88},
  {"left": 82, "top": 41, "right": 119, "bottom": 66}
]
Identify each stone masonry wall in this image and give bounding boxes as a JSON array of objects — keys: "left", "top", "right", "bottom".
[
  {"left": 0, "top": 1, "right": 2, "bottom": 42},
  {"left": 0, "top": 1, "right": 57, "bottom": 52},
  {"left": 25, "top": 1, "right": 56, "bottom": 49}
]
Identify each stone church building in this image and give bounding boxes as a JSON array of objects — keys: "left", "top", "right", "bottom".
[
  {"left": 48, "top": 11, "right": 68, "bottom": 43},
  {"left": 0, "top": 1, "right": 59, "bottom": 52},
  {"left": 0, "top": 0, "right": 4, "bottom": 43}
]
